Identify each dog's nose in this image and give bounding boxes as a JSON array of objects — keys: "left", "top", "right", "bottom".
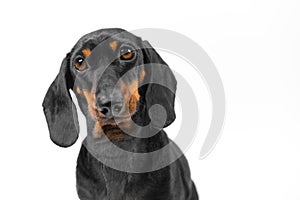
[
  {"left": 98, "top": 104, "right": 111, "bottom": 117},
  {"left": 111, "top": 102, "right": 123, "bottom": 115},
  {"left": 96, "top": 96, "right": 123, "bottom": 117}
]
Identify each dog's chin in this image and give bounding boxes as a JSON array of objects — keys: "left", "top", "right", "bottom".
[{"left": 100, "top": 124, "right": 127, "bottom": 141}]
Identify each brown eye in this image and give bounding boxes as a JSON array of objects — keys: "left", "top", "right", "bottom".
[
  {"left": 120, "top": 46, "right": 135, "bottom": 61},
  {"left": 74, "top": 56, "right": 86, "bottom": 71}
]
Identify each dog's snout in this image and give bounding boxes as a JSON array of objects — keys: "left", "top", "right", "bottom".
[
  {"left": 96, "top": 95, "right": 124, "bottom": 117},
  {"left": 95, "top": 71, "right": 125, "bottom": 117}
]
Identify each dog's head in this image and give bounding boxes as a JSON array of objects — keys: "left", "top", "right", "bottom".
[{"left": 42, "top": 28, "right": 177, "bottom": 147}]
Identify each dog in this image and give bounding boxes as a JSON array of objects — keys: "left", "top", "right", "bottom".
[{"left": 43, "top": 28, "right": 198, "bottom": 200}]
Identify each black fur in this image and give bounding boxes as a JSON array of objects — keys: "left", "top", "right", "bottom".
[{"left": 42, "top": 54, "right": 79, "bottom": 147}]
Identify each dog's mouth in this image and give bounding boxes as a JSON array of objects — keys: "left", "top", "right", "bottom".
[
  {"left": 102, "top": 124, "right": 120, "bottom": 133},
  {"left": 93, "top": 116, "right": 132, "bottom": 139},
  {"left": 97, "top": 115, "right": 132, "bottom": 125},
  {"left": 99, "top": 124, "right": 128, "bottom": 140}
]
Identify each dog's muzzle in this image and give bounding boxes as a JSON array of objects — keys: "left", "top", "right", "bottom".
[{"left": 95, "top": 82, "right": 124, "bottom": 118}]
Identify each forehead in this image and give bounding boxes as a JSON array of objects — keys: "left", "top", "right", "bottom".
[{"left": 72, "top": 29, "right": 142, "bottom": 53}]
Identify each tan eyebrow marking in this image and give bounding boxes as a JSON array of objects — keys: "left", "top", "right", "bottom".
[
  {"left": 109, "top": 41, "right": 118, "bottom": 51},
  {"left": 82, "top": 48, "right": 91, "bottom": 57}
]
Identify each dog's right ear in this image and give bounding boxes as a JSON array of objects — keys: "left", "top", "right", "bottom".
[{"left": 42, "top": 53, "right": 79, "bottom": 147}]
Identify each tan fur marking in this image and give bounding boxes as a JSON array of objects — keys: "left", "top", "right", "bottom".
[
  {"left": 93, "top": 121, "right": 103, "bottom": 138},
  {"left": 128, "top": 81, "right": 140, "bottom": 103},
  {"left": 82, "top": 90, "right": 100, "bottom": 120},
  {"left": 139, "top": 69, "right": 145, "bottom": 83},
  {"left": 109, "top": 41, "right": 118, "bottom": 51},
  {"left": 82, "top": 48, "right": 91, "bottom": 57},
  {"left": 76, "top": 86, "right": 82, "bottom": 94},
  {"left": 119, "top": 80, "right": 140, "bottom": 116},
  {"left": 82, "top": 90, "right": 104, "bottom": 138}
]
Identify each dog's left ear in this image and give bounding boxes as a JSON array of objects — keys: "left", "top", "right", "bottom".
[
  {"left": 141, "top": 41, "right": 177, "bottom": 128},
  {"left": 42, "top": 53, "right": 79, "bottom": 147}
]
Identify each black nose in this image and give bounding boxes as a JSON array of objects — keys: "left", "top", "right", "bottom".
[
  {"left": 97, "top": 98, "right": 123, "bottom": 117},
  {"left": 111, "top": 102, "right": 123, "bottom": 115},
  {"left": 98, "top": 104, "right": 111, "bottom": 117}
]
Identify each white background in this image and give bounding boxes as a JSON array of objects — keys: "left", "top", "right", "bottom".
[{"left": 0, "top": 0, "right": 300, "bottom": 199}]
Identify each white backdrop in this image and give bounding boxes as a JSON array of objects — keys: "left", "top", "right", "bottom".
[{"left": 0, "top": 0, "right": 300, "bottom": 199}]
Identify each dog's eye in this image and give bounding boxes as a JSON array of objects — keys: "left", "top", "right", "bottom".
[
  {"left": 74, "top": 56, "right": 86, "bottom": 71},
  {"left": 120, "top": 46, "right": 135, "bottom": 61}
]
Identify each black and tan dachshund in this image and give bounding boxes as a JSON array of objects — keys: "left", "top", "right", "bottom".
[{"left": 43, "top": 28, "right": 198, "bottom": 200}]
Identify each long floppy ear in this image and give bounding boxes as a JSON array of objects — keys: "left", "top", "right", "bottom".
[
  {"left": 142, "top": 41, "right": 177, "bottom": 128},
  {"left": 42, "top": 53, "right": 79, "bottom": 147}
]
